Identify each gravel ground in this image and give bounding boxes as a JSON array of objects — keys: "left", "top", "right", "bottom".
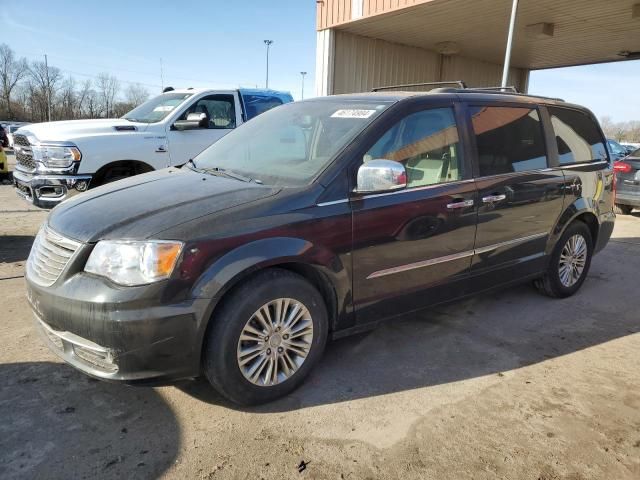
[{"left": 0, "top": 158, "right": 639, "bottom": 479}]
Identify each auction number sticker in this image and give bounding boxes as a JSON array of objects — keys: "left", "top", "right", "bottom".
[
  {"left": 153, "top": 105, "right": 176, "bottom": 112},
  {"left": 331, "top": 109, "right": 377, "bottom": 119}
]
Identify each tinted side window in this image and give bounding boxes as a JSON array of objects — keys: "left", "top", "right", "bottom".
[
  {"left": 364, "top": 107, "right": 463, "bottom": 188},
  {"left": 179, "top": 95, "right": 236, "bottom": 129},
  {"left": 548, "top": 107, "right": 607, "bottom": 164},
  {"left": 470, "top": 106, "right": 547, "bottom": 176},
  {"left": 243, "top": 95, "right": 284, "bottom": 120}
]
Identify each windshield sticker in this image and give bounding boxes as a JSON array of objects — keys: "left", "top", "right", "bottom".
[
  {"left": 331, "top": 109, "right": 377, "bottom": 119},
  {"left": 153, "top": 105, "right": 176, "bottom": 112}
]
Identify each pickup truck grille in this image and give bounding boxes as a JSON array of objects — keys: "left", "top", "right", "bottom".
[
  {"left": 27, "top": 226, "right": 81, "bottom": 287},
  {"left": 13, "top": 134, "right": 36, "bottom": 170}
]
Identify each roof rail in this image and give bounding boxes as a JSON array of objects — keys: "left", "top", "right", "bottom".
[
  {"left": 372, "top": 80, "right": 467, "bottom": 92},
  {"left": 471, "top": 86, "right": 519, "bottom": 93},
  {"left": 371, "top": 81, "right": 565, "bottom": 102}
]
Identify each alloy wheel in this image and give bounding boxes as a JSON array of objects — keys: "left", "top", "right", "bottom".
[
  {"left": 558, "top": 234, "right": 588, "bottom": 287},
  {"left": 236, "top": 298, "right": 314, "bottom": 387}
]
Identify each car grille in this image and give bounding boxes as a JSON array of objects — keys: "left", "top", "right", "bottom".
[
  {"left": 27, "top": 225, "right": 82, "bottom": 287},
  {"left": 13, "top": 134, "right": 36, "bottom": 171}
]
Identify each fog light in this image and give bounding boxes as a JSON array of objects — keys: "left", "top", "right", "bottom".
[{"left": 75, "top": 180, "right": 88, "bottom": 192}]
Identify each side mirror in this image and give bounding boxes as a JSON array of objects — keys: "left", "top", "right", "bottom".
[
  {"left": 356, "top": 159, "right": 407, "bottom": 194},
  {"left": 173, "top": 112, "right": 208, "bottom": 131}
]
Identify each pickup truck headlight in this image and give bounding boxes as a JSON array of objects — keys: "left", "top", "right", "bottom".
[
  {"left": 32, "top": 144, "right": 82, "bottom": 168},
  {"left": 85, "top": 240, "right": 183, "bottom": 286}
]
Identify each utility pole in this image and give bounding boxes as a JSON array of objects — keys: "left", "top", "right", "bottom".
[
  {"left": 300, "top": 71, "right": 307, "bottom": 100},
  {"left": 501, "top": 0, "right": 519, "bottom": 88},
  {"left": 160, "top": 58, "right": 164, "bottom": 92},
  {"left": 44, "top": 54, "right": 51, "bottom": 122},
  {"left": 264, "top": 40, "right": 274, "bottom": 89}
]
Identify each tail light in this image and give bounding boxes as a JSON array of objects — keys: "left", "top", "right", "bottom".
[{"left": 613, "top": 161, "right": 632, "bottom": 173}]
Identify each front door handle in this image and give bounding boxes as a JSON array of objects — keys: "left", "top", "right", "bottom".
[
  {"left": 482, "top": 194, "right": 506, "bottom": 203},
  {"left": 446, "top": 199, "right": 474, "bottom": 209}
]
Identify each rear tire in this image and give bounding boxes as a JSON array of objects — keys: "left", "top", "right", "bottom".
[
  {"left": 202, "top": 269, "right": 328, "bottom": 405},
  {"left": 614, "top": 203, "right": 633, "bottom": 215},
  {"left": 534, "top": 221, "right": 593, "bottom": 298}
]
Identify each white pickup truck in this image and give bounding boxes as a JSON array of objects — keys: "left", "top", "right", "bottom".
[{"left": 13, "top": 88, "right": 293, "bottom": 208}]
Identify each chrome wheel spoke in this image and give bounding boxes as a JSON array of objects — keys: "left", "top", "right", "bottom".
[
  {"left": 558, "top": 234, "right": 588, "bottom": 287},
  {"left": 237, "top": 297, "right": 314, "bottom": 387}
]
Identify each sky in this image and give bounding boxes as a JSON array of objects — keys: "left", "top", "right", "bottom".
[{"left": 1, "top": 0, "right": 638, "bottom": 122}]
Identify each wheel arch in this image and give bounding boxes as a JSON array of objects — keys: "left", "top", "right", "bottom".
[
  {"left": 90, "top": 159, "right": 155, "bottom": 187},
  {"left": 548, "top": 200, "right": 600, "bottom": 255},
  {"left": 191, "top": 237, "right": 351, "bottom": 365}
]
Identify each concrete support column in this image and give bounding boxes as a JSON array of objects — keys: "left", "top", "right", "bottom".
[{"left": 315, "top": 29, "right": 335, "bottom": 97}]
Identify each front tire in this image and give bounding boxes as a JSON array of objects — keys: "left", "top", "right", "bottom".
[
  {"left": 534, "top": 221, "right": 593, "bottom": 298},
  {"left": 202, "top": 269, "right": 328, "bottom": 405},
  {"left": 614, "top": 203, "right": 633, "bottom": 215}
]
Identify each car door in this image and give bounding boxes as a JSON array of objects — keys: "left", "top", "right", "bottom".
[
  {"left": 350, "top": 103, "right": 479, "bottom": 324},
  {"left": 166, "top": 93, "right": 240, "bottom": 165},
  {"left": 466, "top": 103, "right": 565, "bottom": 284}
]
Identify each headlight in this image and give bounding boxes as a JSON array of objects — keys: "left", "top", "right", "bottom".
[
  {"left": 32, "top": 144, "right": 82, "bottom": 168},
  {"left": 85, "top": 240, "right": 183, "bottom": 286}
]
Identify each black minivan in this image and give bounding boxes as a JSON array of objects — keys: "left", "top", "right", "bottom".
[{"left": 26, "top": 86, "right": 615, "bottom": 405}]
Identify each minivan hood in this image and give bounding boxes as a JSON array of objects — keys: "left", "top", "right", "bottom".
[
  {"left": 48, "top": 168, "right": 280, "bottom": 243},
  {"left": 19, "top": 118, "right": 148, "bottom": 143}
]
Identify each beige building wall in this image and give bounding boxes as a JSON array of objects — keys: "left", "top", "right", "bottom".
[{"left": 329, "top": 31, "right": 528, "bottom": 95}]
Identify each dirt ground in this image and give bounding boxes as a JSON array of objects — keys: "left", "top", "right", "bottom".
[{"left": 1, "top": 153, "right": 639, "bottom": 479}]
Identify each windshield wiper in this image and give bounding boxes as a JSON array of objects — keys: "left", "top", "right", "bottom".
[
  {"left": 203, "top": 167, "right": 253, "bottom": 183},
  {"left": 183, "top": 158, "right": 202, "bottom": 171}
]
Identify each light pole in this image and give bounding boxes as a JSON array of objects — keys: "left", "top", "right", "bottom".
[
  {"left": 501, "top": 0, "right": 519, "bottom": 88},
  {"left": 264, "top": 40, "right": 274, "bottom": 89},
  {"left": 300, "top": 71, "right": 307, "bottom": 100}
]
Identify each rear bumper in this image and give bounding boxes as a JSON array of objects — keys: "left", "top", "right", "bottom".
[
  {"left": 595, "top": 210, "right": 615, "bottom": 254},
  {"left": 13, "top": 169, "right": 92, "bottom": 209},
  {"left": 616, "top": 190, "right": 640, "bottom": 207}
]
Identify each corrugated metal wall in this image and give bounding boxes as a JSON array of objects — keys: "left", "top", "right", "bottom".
[
  {"left": 317, "top": 0, "right": 352, "bottom": 30},
  {"left": 331, "top": 31, "right": 528, "bottom": 94},
  {"left": 318, "top": 0, "right": 439, "bottom": 29},
  {"left": 333, "top": 31, "right": 440, "bottom": 93}
]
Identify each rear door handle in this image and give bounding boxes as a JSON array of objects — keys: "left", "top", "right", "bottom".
[
  {"left": 446, "top": 199, "right": 474, "bottom": 209},
  {"left": 482, "top": 194, "right": 506, "bottom": 203}
]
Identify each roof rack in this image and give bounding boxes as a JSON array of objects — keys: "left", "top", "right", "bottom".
[
  {"left": 372, "top": 80, "right": 467, "bottom": 92},
  {"left": 371, "top": 80, "right": 565, "bottom": 102},
  {"left": 471, "top": 86, "right": 519, "bottom": 93}
]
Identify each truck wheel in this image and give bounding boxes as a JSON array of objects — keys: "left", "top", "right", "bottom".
[
  {"left": 614, "top": 203, "right": 633, "bottom": 215},
  {"left": 203, "top": 269, "right": 328, "bottom": 405},
  {"left": 534, "top": 221, "right": 593, "bottom": 298}
]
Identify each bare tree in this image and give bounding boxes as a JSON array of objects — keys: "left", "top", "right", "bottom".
[
  {"left": 59, "top": 76, "right": 77, "bottom": 119},
  {"left": 0, "top": 44, "right": 29, "bottom": 120},
  {"left": 96, "top": 73, "right": 119, "bottom": 117},
  {"left": 29, "top": 60, "right": 62, "bottom": 121},
  {"left": 125, "top": 83, "right": 149, "bottom": 107}
]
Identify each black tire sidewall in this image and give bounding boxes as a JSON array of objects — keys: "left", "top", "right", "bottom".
[
  {"left": 548, "top": 222, "right": 593, "bottom": 297},
  {"left": 203, "top": 269, "right": 328, "bottom": 405}
]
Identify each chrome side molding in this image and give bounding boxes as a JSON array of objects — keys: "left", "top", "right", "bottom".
[{"left": 366, "top": 232, "right": 548, "bottom": 279}]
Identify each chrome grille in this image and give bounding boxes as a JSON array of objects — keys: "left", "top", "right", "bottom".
[
  {"left": 13, "top": 134, "right": 35, "bottom": 170},
  {"left": 27, "top": 226, "right": 81, "bottom": 287},
  {"left": 13, "top": 133, "right": 29, "bottom": 147}
]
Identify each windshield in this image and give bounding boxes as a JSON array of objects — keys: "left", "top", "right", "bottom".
[
  {"left": 631, "top": 148, "right": 640, "bottom": 157},
  {"left": 608, "top": 139, "right": 625, "bottom": 155},
  {"left": 122, "top": 92, "right": 193, "bottom": 123},
  {"left": 193, "top": 99, "right": 392, "bottom": 187}
]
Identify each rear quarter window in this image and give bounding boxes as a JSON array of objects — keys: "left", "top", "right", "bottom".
[
  {"left": 243, "top": 95, "right": 284, "bottom": 120},
  {"left": 470, "top": 106, "right": 548, "bottom": 176},
  {"left": 547, "top": 107, "right": 607, "bottom": 164}
]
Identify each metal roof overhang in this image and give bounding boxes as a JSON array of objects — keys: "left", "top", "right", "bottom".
[{"left": 333, "top": 0, "right": 640, "bottom": 70}]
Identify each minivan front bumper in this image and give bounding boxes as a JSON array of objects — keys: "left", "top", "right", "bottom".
[{"left": 26, "top": 273, "right": 211, "bottom": 384}]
